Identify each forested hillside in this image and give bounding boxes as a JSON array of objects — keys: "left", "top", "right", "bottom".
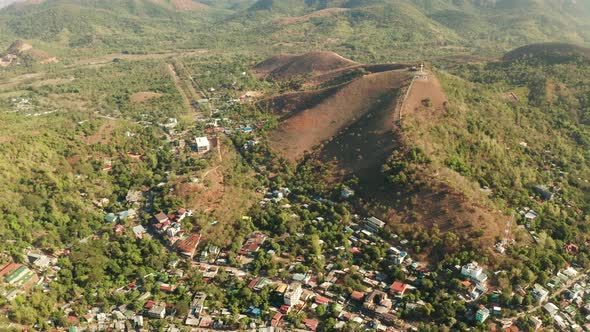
[{"left": 0, "top": 0, "right": 588, "bottom": 60}]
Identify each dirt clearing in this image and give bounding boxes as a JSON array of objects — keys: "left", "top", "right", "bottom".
[{"left": 130, "top": 91, "right": 163, "bottom": 103}]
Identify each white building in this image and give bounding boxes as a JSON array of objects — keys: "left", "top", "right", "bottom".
[
  {"left": 284, "top": 282, "right": 302, "bottom": 306},
  {"left": 195, "top": 137, "right": 210, "bottom": 153},
  {"left": 364, "top": 217, "right": 385, "bottom": 233},
  {"left": 532, "top": 283, "right": 549, "bottom": 303},
  {"left": 461, "top": 262, "right": 488, "bottom": 286},
  {"left": 543, "top": 302, "right": 559, "bottom": 316}
]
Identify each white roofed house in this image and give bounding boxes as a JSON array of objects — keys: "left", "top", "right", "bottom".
[
  {"left": 364, "top": 217, "right": 385, "bottom": 233},
  {"left": 461, "top": 262, "right": 488, "bottom": 286},
  {"left": 195, "top": 137, "right": 210, "bottom": 153}
]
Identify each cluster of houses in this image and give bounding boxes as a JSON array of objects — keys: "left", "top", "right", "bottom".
[
  {"left": 149, "top": 209, "right": 205, "bottom": 259},
  {"left": 538, "top": 267, "right": 590, "bottom": 331},
  {"left": 0, "top": 251, "right": 58, "bottom": 302}
]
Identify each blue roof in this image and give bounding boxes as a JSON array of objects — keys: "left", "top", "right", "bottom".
[{"left": 247, "top": 306, "right": 261, "bottom": 316}]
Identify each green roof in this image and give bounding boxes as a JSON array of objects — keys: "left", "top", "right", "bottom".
[
  {"left": 104, "top": 213, "right": 117, "bottom": 222},
  {"left": 5, "top": 265, "right": 29, "bottom": 283}
]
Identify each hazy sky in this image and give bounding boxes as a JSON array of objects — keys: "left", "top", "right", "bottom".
[{"left": 0, "top": 0, "right": 18, "bottom": 8}]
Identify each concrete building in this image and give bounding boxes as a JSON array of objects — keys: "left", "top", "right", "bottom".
[
  {"left": 195, "top": 137, "right": 210, "bottom": 153},
  {"left": 475, "top": 307, "right": 490, "bottom": 323},
  {"left": 461, "top": 262, "right": 488, "bottom": 285},
  {"left": 284, "top": 282, "right": 302, "bottom": 306},
  {"left": 532, "top": 283, "right": 549, "bottom": 303},
  {"left": 364, "top": 217, "right": 385, "bottom": 233}
]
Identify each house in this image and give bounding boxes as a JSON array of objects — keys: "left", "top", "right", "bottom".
[
  {"left": 524, "top": 209, "right": 539, "bottom": 221},
  {"left": 292, "top": 273, "right": 311, "bottom": 284},
  {"left": 390, "top": 281, "right": 409, "bottom": 297},
  {"left": 393, "top": 251, "right": 408, "bottom": 265},
  {"left": 304, "top": 318, "right": 319, "bottom": 331},
  {"left": 543, "top": 302, "right": 559, "bottom": 316},
  {"left": 176, "top": 208, "right": 192, "bottom": 221},
  {"left": 529, "top": 316, "right": 542, "bottom": 330},
  {"left": 364, "top": 217, "right": 385, "bottom": 233},
  {"left": 364, "top": 290, "right": 392, "bottom": 311},
  {"left": 132, "top": 225, "right": 146, "bottom": 239},
  {"left": 186, "top": 292, "right": 207, "bottom": 326},
  {"left": 148, "top": 305, "right": 166, "bottom": 319},
  {"left": 246, "top": 306, "right": 261, "bottom": 318},
  {"left": 167, "top": 224, "right": 182, "bottom": 237},
  {"left": 532, "top": 284, "right": 549, "bottom": 303},
  {"left": 177, "top": 233, "right": 202, "bottom": 258},
  {"left": 341, "top": 186, "right": 355, "bottom": 199},
  {"left": 275, "top": 283, "right": 288, "bottom": 295},
  {"left": 118, "top": 209, "right": 136, "bottom": 220},
  {"left": 461, "top": 262, "right": 488, "bottom": 285},
  {"left": 534, "top": 185, "right": 554, "bottom": 201},
  {"left": 113, "top": 224, "right": 125, "bottom": 235},
  {"left": 159, "top": 283, "right": 174, "bottom": 293},
  {"left": 475, "top": 307, "right": 490, "bottom": 323},
  {"left": 284, "top": 282, "right": 302, "bottom": 306},
  {"left": 351, "top": 291, "right": 365, "bottom": 301},
  {"left": 126, "top": 190, "right": 143, "bottom": 203},
  {"left": 104, "top": 213, "right": 118, "bottom": 223},
  {"left": 27, "top": 253, "right": 52, "bottom": 270},
  {"left": 5, "top": 265, "right": 34, "bottom": 285},
  {"left": 195, "top": 137, "right": 210, "bottom": 153},
  {"left": 271, "top": 313, "right": 283, "bottom": 327},
  {"left": 239, "top": 232, "right": 267, "bottom": 256},
  {"left": 154, "top": 212, "right": 169, "bottom": 224},
  {"left": 315, "top": 296, "right": 330, "bottom": 305},
  {"left": 0, "top": 262, "right": 19, "bottom": 277}
]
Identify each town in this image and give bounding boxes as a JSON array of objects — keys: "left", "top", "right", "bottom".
[{"left": 1, "top": 70, "right": 589, "bottom": 332}]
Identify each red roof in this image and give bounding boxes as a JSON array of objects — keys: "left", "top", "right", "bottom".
[
  {"left": 351, "top": 291, "right": 365, "bottom": 301},
  {"left": 315, "top": 296, "right": 330, "bottom": 305},
  {"left": 160, "top": 284, "right": 173, "bottom": 292},
  {"left": 390, "top": 281, "right": 409, "bottom": 295},
  {"left": 177, "top": 233, "right": 201, "bottom": 257},
  {"left": 199, "top": 318, "right": 213, "bottom": 328},
  {"left": 351, "top": 247, "right": 361, "bottom": 254},
  {"left": 248, "top": 277, "right": 260, "bottom": 289},
  {"left": 144, "top": 300, "right": 156, "bottom": 309},
  {"left": 271, "top": 313, "right": 283, "bottom": 326},
  {"left": 460, "top": 280, "right": 472, "bottom": 288},
  {"left": 0, "top": 262, "right": 19, "bottom": 277},
  {"left": 304, "top": 318, "right": 319, "bottom": 331},
  {"left": 280, "top": 305, "right": 291, "bottom": 314}
]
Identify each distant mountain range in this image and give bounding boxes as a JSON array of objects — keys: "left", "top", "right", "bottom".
[{"left": 0, "top": 0, "right": 588, "bottom": 58}]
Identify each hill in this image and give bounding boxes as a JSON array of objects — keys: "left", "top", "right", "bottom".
[
  {"left": 255, "top": 52, "right": 511, "bottom": 250},
  {"left": 502, "top": 42, "right": 590, "bottom": 63},
  {"left": 0, "top": 39, "right": 57, "bottom": 66},
  {"left": 253, "top": 51, "right": 358, "bottom": 80}
]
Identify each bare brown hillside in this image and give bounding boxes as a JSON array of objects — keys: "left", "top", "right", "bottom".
[
  {"left": 256, "top": 52, "right": 505, "bottom": 255},
  {"left": 269, "top": 69, "right": 412, "bottom": 161},
  {"left": 253, "top": 51, "right": 359, "bottom": 81}
]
